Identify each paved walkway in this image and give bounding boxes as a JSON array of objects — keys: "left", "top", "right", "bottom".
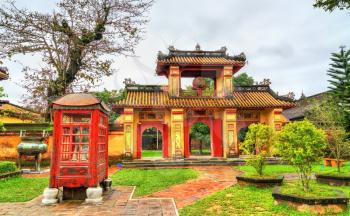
[
  {"left": 146, "top": 166, "right": 241, "bottom": 208},
  {"left": 0, "top": 166, "right": 240, "bottom": 215},
  {"left": 0, "top": 186, "right": 177, "bottom": 216}
]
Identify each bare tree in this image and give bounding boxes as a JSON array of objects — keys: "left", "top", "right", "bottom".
[{"left": 0, "top": 0, "right": 153, "bottom": 112}]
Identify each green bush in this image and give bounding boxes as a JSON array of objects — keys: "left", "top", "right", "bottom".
[
  {"left": 241, "top": 123, "right": 275, "bottom": 176},
  {"left": 0, "top": 161, "right": 17, "bottom": 174},
  {"left": 277, "top": 120, "right": 327, "bottom": 192}
]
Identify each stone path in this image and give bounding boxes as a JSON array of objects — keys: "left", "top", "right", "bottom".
[
  {"left": 146, "top": 166, "right": 241, "bottom": 208},
  {"left": 0, "top": 186, "right": 177, "bottom": 216}
]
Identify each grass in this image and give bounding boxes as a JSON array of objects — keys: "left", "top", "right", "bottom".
[
  {"left": 237, "top": 161, "right": 350, "bottom": 177},
  {"left": 237, "top": 164, "right": 297, "bottom": 177},
  {"left": 0, "top": 177, "right": 48, "bottom": 202},
  {"left": 314, "top": 161, "right": 350, "bottom": 177},
  {"left": 180, "top": 182, "right": 350, "bottom": 216},
  {"left": 279, "top": 180, "right": 346, "bottom": 198},
  {"left": 190, "top": 149, "right": 211, "bottom": 155},
  {"left": 141, "top": 150, "right": 162, "bottom": 158},
  {"left": 110, "top": 168, "right": 198, "bottom": 197}
]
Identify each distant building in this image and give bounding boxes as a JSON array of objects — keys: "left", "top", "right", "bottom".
[
  {"left": 114, "top": 45, "right": 295, "bottom": 159},
  {"left": 283, "top": 92, "right": 328, "bottom": 121},
  {"left": 0, "top": 100, "right": 41, "bottom": 123}
]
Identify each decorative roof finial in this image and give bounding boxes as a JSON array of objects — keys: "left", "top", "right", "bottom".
[
  {"left": 220, "top": 46, "right": 227, "bottom": 52},
  {"left": 299, "top": 90, "right": 306, "bottom": 100},
  {"left": 168, "top": 45, "right": 175, "bottom": 51},
  {"left": 195, "top": 43, "right": 201, "bottom": 51}
]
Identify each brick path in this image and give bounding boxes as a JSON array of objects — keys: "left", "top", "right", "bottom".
[
  {"left": 145, "top": 166, "right": 241, "bottom": 208},
  {"left": 0, "top": 186, "right": 177, "bottom": 216}
]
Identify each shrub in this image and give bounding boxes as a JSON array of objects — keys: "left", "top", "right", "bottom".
[
  {"left": 277, "top": 120, "right": 327, "bottom": 192},
  {"left": 0, "top": 161, "right": 17, "bottom": 174},
  {"left": 241, "top": 123, "right": 275, "bottom": 176},
  {"left": 238, "top": 127, "right": 249, "bottom": 142}
]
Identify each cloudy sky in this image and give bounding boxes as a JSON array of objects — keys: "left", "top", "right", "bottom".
[{"left": 2, "top": 0, "right": 350, "bottom": 104}]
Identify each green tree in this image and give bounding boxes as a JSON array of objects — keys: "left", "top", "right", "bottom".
[
  {"left": 277, "top": 120, "right": 327, "bottom": 192},
  {"left": 314, "top": 0, "right": 350, "bottom": 11},
  {"left": 233, "top": 72, "right": 254, "bottom": 87},
  {"left": 190, "top": 123, "right": 210, "bottom": 155},
  {"left": 93, "top": 88, "right": 125, "bottom": 124},
  {"left": 0, "top": 0, "right": 153, "bottom": 112},
  {"left": 327, "top": 47, "right": 350, "bottom": 131},
  {"left": 306, "top": 95, "right": 350, "bottom": 173},
  {"left": 241, "top": 123, "right": 275, "bottom": 176},
  {"left": 0, "top": 86, "right": 6, "bottom": 98}
]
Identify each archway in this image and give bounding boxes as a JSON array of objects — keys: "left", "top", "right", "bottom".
[
  {"left": 189, "top": 122, "right": 211, "bottom": 156},
  {"left": 141, "top": 127, "right": 162, "bottom": 158}
]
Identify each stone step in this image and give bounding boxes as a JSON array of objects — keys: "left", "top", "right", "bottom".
[
  {"left": 121, "top": 159, "right": 245, "bottom": 168},
  {"left": 121, "top": 157, "right": 282, "bottom": 168}
]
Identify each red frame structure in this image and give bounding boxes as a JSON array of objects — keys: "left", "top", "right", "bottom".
[
  {"left": 137, "top": 122, "right": 169, "bottom": 159},
  {"left": 184, "top": 117, "right": 223, "bottom": 158},
  {"left": 50, "top": 94, "right": 109, "bottom": 189}
]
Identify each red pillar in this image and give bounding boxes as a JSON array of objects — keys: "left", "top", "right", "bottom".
[
  {"left": 163, "top": 124, "right": 169, "bottom": 158},
  {"left": 184, "top": 121, "right": 190, "bottom": 158},
  {"left": 213, "top": 119, "right": 223, "bottom": 157},
  {"left": 137, "top": 124, "right": 141, "bottom": 159}
]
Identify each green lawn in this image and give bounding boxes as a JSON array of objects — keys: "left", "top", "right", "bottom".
[
  {"left": 180, "top": 182, "right": 350, "bottom": 216},
  {"left": 110, "top": 168, "right": 198, "bottom": 197},
  {"left": 0, "top": 177, "right": 48, "bottom": 202},
  {"left": 237, "top": 161, "right": 350, "bottom": 177},
  {"left": 142, "top": 150, "right": 162, "bottom": 158},
  {"left": 237, "top": 164, "right": 297, "bottom": 177},
  {"left": 313, "top": 161, "right": 350, "bottom": 177},
  {"left": 280, "top": 180, "right": 349, "bottom": 198},
  {"left": 190, "top": 149, "right": 211, "bottom": 155}
]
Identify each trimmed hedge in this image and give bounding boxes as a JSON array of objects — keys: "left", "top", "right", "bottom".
[{"left": 0, "top": 161, "right": 17, "bottom": 174}]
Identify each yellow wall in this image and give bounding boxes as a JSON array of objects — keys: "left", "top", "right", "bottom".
[
  {"left": 0, "top": 116, "right": 35, "bottom": 123},
  {"left": 0, "top": 135, "right": 21, "bottom": 159},
  {"left": 0, "top": 135, "right": 52, "bottom": 159},
  {"left": 108, "top": 130, "right": 125, "bottom": 157}
]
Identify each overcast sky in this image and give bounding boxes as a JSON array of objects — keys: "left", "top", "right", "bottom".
[{"left": 2, "top": 0, "right": 350, "bottom": 104}]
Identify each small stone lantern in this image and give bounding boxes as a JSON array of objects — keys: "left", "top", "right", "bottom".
[{"left": 42, "top": 93, "right": 111, "bottom": 204}]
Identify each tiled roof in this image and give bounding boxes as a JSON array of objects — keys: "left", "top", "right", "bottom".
[
  {"left": 115, "top": 91, "right": 295, "bottom": 109},
  {"left": 158, "top": 56, "right": 245, "bottom": 66},
  {"left": 283, "top": 92, "right": 328, "bottom": 120}
]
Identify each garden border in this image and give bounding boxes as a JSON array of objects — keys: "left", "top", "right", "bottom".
[
  {"left": 316, "top": 174, "right": 350, "bottom": 186},
  {"left": 236, "top": 175, "right": 284, "bottom": 187},
  {"left": 0, "top": 170, "right": 22, "bottom": 179},
  {"left": 272, "top": 186, "right": 349, "bottom": 214}
]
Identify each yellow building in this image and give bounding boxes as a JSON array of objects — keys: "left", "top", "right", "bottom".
[
  {"left": 0, "top": 100, "right": 41, "bottom": 123},
  {"left": 116, "top": 45, "right": 294, "bottom": 159}
]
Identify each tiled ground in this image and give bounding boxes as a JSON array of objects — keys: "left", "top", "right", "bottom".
[
  {"left": 0, "top": 186, "right": 177, "bottom": 216},
  {"left": 146, "top": 166, "right": 241, "bottom": 208}
]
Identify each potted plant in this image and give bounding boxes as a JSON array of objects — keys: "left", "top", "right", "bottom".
[
  {"left": 236, "top": 123, "right": 282, "bottom": 187},
  {"left": 273, "top": 120, "right": 349, "bottom": 214}
]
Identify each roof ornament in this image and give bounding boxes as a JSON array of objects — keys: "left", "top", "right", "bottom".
[
  {"left": 123, "top": 78, "right": 136, "bottom": 86},
  {"left": 257, "top": 78, "right": 271, "bottom": 86},
  {"left": 220, "top": 46, "right": 227, "bottom": 52},
  {"left": 299, "top": 91, "right": 306, "bottom": 100},
  {"left": 280, "top": 92, "right": 296, "bottom": 100},
  {"left": 195, "top": 43, "right": 201, "bottom": 51},
  {"left": 0, "top": 66, "right": 8, "bottom": 73},
  {"left": 168, "top": 45, "right": 175, "bottom": 51}
]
